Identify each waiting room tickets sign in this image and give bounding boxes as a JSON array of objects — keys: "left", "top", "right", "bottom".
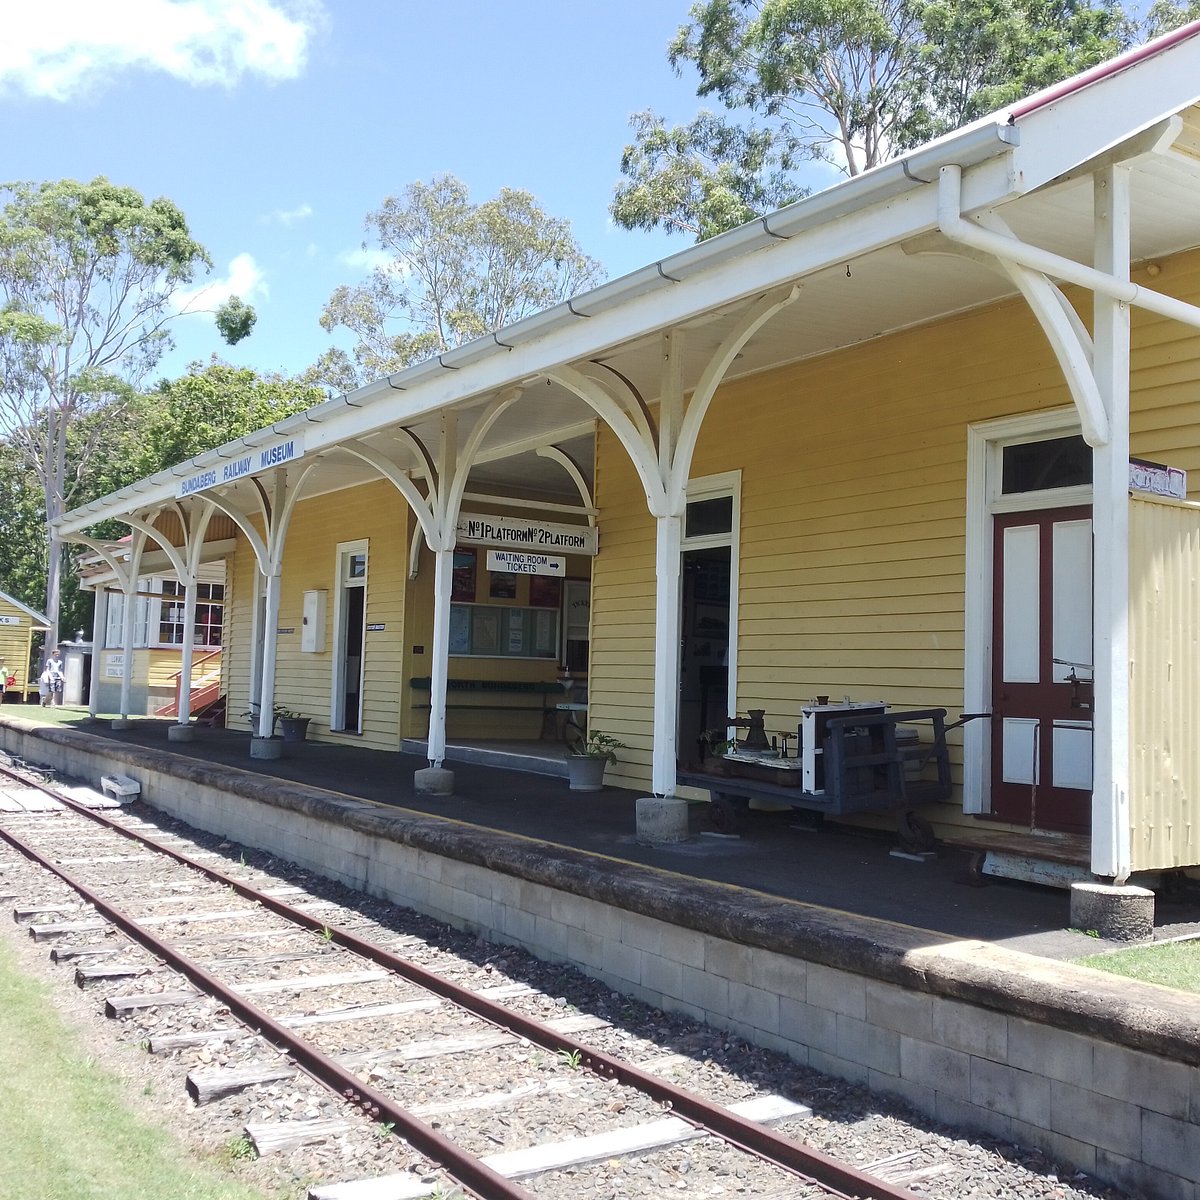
[{"left": 486, "top": 550, "right": 565, "bottom": 577}]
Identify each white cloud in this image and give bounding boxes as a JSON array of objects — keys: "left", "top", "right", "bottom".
[
  {"left": 264, "top": 203, "right": 314, "bottom": 227},
  {"left": 173, "top": 252, "right": 268, "bottom": 316},
  {"left": 0, "top": 0, "right": 323, "bottom": 100},
  {"left": 338, "top": 246, "right": 394, "bottom": 273}
]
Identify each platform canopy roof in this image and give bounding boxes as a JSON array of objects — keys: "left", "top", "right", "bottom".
[{"left": 57, "top": 21, "right": 1200, "bottom": 537}]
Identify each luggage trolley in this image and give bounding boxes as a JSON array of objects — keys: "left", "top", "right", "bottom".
[{"left": 679, "top": 704, "right": 987, "bottom": 849}]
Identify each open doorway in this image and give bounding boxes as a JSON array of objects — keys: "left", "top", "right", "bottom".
[
  {"left": 676, "top": 475, "right": 739, "bottom": 768},
  {"left": 331, "top": 542, "right": 367, "bottom": 732},
  {"left": 678, "top": 545, "right": 731, "bottom": 767}
]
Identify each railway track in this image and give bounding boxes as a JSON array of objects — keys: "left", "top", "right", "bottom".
[{"left": 0, "top": 756, "right": 920, "bottom": 1200}]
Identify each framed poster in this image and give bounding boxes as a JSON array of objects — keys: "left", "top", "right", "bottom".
[
  {"left": 505, "top": 609, "right": 527, "bottom": 654},
  {"left": 451, "top": 549, "right": 477, "bottom": 602},
  {"left": 472, "top": 608, "right": 499, "bottom": 654},
  {"left": 534, "top": 609, "right": 557, "bottom": 655},
  {"left": 489, "top": 571, "right": 518, "bottom": 599},
  {"left": 449, "top": 604, "right": 471, "bottom": 654},
  {"left": 529, "top": 575, "right": 561, "bottom": 608}
]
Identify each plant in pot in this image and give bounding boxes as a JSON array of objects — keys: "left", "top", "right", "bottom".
[
  {"left": 273, "top": 705, "right": 311, "bottom": 743},
  {"left": 565, "top": 731, "right": 625, "bottom": 792},
  {"left": 241, "top": 703, "right": 311, "bottom": 753}
]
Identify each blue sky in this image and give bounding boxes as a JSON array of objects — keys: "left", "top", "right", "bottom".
[{"left": 2, "top": 1, "right": 784, "bottom": 383}]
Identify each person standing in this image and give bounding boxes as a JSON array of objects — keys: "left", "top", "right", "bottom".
[
  {"left": 41, "top": 649, "right": 65, "bottom": 707},
  {"left": 0, "top": 658, "right": 7, "bottom": 706}
]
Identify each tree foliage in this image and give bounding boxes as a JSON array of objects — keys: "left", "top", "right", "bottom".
[
  {"left": 312, "top": 175, "right": 606, "bottom": 390},
  {"left": 0, "top": 176, "right": 244, "bottom": 640},
  {"left": 613, "top": 110, "right": 808, "bottom": 240},
  {"left": 129, "top": 360, "right": 323, "bottom": 479},
  {"left": 214, "top": 295, "right": 257, "bottom": 345},
  {"left": 0, "top": 360, "right": 322, "bottom": 642},
  {"left": 614, "top": 0, "right": 1191, "bottom": 241}
]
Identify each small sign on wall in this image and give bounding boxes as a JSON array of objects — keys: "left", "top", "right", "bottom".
[
  {"left": 0, "top": 615, "right": 20, "bottom": 626},
  {"left": 1129, "top": 458, "right": 1186, "bottom": 499},
  {"left": 486, "top": 550, "right": 566, "bottom": 577},
  {"left": 104, "top": 652, "right": 125, "bottom": 679}
]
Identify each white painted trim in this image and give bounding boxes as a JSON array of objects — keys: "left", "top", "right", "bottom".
[{"left": 964, "top": 408, "right": 1086, "bottom": 814}]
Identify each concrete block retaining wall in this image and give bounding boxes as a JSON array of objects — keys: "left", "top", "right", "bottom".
[{"left": 3, "top": 718, "right": 1198, "bottom": 1200}]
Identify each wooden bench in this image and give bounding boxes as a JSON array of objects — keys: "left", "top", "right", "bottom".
[
  {"left": 408, "top": 677, "right": 564, "bottom": 715},
  {"left": 940, "top": 829, "right": 1091, "bottom": 888}
]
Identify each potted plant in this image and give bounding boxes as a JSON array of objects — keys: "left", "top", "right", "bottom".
[
  {"left": 241, "top": 703, "right": 310, "bottom": 756},
  {"left": 274, "top": 706, "right": 312, "bottom": 743},
  {"left": 565, "top": 731, "right": 625, "bottom": 792}
]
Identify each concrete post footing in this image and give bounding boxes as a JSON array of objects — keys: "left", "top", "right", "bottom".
[
  {"left": 249, "top": 736, "right": 284, "bottom": 760},
  {"left": 167, "top": 724, "right": 195, "bottom": 743},
  {"left": 415, "top": 766, "right": 455, "bottom": 796},
  {"left": 1070, "top": 881, "right": 1155, "bottom": 942},
  {"left": 636, "top": 796, "right": 689, "bottom": 844},
  {"left": 110, "top": 718, "right": 134, "bottom": 730}
]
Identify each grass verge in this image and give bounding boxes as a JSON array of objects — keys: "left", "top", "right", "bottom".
[
  {"left": 0, "top": 935, "right": 269, "bottom": 1200},
  {"left": 1074, "top": 939, "right": 1200, "bottom": 994}
]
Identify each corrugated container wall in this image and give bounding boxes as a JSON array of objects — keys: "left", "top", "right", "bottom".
[{"left": 1129, "top": 494, "right": 1200, "bottom": 870}]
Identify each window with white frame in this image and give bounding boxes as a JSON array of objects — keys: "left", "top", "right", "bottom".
[
  {"left": 105, "top": 591, "right": 150, "bottom": 648},
  {"left": 156, "top": 580, "right": 225, "bottom": 647},
  {"left": 104, "top": 574, "right": 225, "bottom": 649}
]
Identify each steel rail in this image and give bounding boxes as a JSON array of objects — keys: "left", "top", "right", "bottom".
[
  {"left": 0, "top": 761, "right": 918, "bottom": 1200},
  {"left": 0, "top": 807, "right": 535, "bottom": 1200}
]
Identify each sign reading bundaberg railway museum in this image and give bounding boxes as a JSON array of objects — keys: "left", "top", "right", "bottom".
[{"left": 176, "top": 436, "right": 306, "bottom": 499}]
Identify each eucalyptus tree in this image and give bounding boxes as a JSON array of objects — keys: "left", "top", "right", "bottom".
[
  {"left": 0, "top": 176, "right": 254, "bottom": 643},
  {"left": 613, "top": 0, "right": 1188, "bottom": 241},
  {"left": 312, "top": 174, "right": 606, "bottom": 390}
]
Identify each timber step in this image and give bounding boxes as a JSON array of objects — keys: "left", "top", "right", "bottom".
[{"left": 940, "top": 830, "right": 1091, "bottom": 887}]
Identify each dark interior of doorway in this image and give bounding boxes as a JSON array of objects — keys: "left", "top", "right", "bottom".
[
  {"left": 678, "top": 546, "right": 731, "bottom": 768},
  {"left": 340, "top": 586, "right": 364, "bottom": 731}
]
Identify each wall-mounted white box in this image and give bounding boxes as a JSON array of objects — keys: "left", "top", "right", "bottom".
[{"left": 301, "top": 590, "right": 327, "bottom": 653}]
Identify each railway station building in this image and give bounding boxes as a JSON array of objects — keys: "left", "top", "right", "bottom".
[{"left": 56, "top": 26, "right": 1200, "bottom": 892}]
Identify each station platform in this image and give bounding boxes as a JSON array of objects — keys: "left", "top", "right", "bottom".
[{"left": 9, "top": 713, "right": 1200, "bottom": 960}]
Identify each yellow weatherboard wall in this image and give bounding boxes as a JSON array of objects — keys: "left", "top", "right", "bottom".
[
  {"left": 0, "top": 593, "right": 47, "bottom": 700},
  {"left": 590, "top": 247, "right": 1200, "bottom": 828},
  {"left": 226, "top": 480, "right": 410, "bottom": 752}
]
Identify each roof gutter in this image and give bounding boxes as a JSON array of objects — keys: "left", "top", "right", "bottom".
[{"left": 56, "top": 121, "right": 1021, "bottom": 536}]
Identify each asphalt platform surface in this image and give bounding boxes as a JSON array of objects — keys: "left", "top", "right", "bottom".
[{"left": 23, "top": 714, "right": 1200, "bottom": 962}]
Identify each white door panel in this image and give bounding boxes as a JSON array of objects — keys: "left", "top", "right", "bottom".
[{"left": 1002, "top": 525, "right": 1040, "bottom": 684}]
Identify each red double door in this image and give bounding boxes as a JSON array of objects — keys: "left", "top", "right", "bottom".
[{"left": 990, "top": 506, "right": 1093, "bottom": 833}]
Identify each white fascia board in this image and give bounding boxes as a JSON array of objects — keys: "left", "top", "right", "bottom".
[
  {"left": 1009, "top": 42, "right": 1200, "bottom": 196},
  {"left": 57, "top": 126, "right": 1026, "bottom": 537},
  {"left": 0, "top": 588, "right": 51, "bottom": 627}
]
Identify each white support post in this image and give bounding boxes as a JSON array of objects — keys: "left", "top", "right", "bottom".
[
  {"left": 257, "top": 571, "right": 282, "bottom": 740},
  {"left": 1090, "top": 165, "right": 1132, "bottom": 882},
  {"left": 170, "top": 580, "right": 198, "bottom": 741},
  {"left": 426, "top": 545, "right": 453, "bottom": 768},
  {"left": 115, "top": 577, "right": 137, "bottom": 723},
  {"left": 88, "top": 589, "right": 107, "bottom": 719},
  {"left": 178, "top": 582, "right": 197, "bottom": 723},
  {"left": 651, "top": 512, "right": 683, "bottom": 796}
]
